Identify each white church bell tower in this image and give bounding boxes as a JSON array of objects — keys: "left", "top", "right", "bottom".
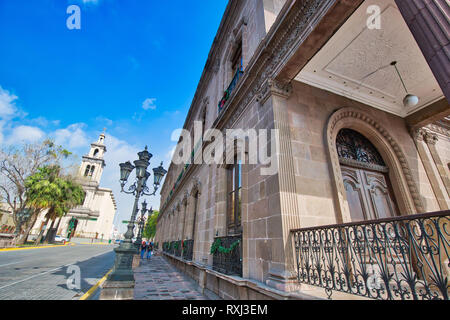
[{"left": 79, "top": 132, "right": 107, "bottom": 186}]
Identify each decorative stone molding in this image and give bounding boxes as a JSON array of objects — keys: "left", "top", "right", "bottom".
[
  {"left": 426, "top": 124, "right": 450, "bottom": 138},
  {"left": 411, "top": 128, "right": 427, "bottom": 142},
  {"left": 202, "top": 96, "right": 210, "bottom": 107},
  {"left": 326, "top": 107, "right": 424, "bottom": 222},
  {"left": 424, "top": 132, "right": 439, "bottom": 146},
  {"left": 233, "top": 15, "right": 248, "bottom": 36},
  {"left": 190, "top": 178, "right": 202, "bottom": 196},
  {"left": 256, "top": 79, "right": 293, "bottom": 105},
  {"left": 339, "top": 157, "right": 389, "bottom": 174},
  {"left": 182, "top": 191, "right": 189, "bottom": 206}
]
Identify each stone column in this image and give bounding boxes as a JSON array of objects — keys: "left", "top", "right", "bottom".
[
  {"left": 213, "top": 166, "right": 227, "bottom": 237},
  {"left": 412, "top": 129, "right": 449, "bottom": 210},
  {"left": 175, "top": 204, "right": 180, "bottom": 240},
  {"left": 395, "top": 0, "right": 450, "bottom": 101},
  {"left": 168, "top": 210, "right": 174, "bottom": 241},
  {"left": 180, "top": 194, "right": 188, "bottom": 241},
  {"left": 191, "top": 194, "right": 200, "bottom": 261},
  {"left": 424, "top": 131, "right": 450, "bottom": 198},
  {"left": 257, "top": 79, "right": 301, "bottom": 292},
  {"left": 164, "top": 214, "right": 168, "bottom": 243},
  {"left": 172, "top": 209, "right": 177, "bottom": 240}
]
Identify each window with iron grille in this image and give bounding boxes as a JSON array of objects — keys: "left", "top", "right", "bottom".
[{"left": 227, "top": 155, "right": 242, "bottom": 235}]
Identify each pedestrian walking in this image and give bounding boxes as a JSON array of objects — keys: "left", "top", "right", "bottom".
[
  {"left": 140, "top": 240, "right": 147, "bottom": 259},
  {"left": 147, "top": 242, "right": 153, "bottom": 259}
]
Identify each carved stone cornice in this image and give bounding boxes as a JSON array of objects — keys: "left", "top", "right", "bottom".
[
  {"left": 256, "top": 79, "right": 293, "bottom": 105},
  {"left": 426, "top": 124, "right": 450, "bottom": 138}
]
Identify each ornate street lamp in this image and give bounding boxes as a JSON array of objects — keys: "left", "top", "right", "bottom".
[
  {"left": 135, "top": 200, "right": 154, "bottom": 247},
  {"left": 101, "top": 146, "right": 166, "bottom": 300}
]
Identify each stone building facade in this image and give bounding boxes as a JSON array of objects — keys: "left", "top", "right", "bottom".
[
  {"left": 30, "top": 133, "right": 117, "bottom": 242},
  {"left": 155, "top": 0, "right": 449, "bottom": 299}
]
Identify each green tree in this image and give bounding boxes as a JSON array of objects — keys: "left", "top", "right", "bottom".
[
  {"left": 25, "top": 166, "right": 85, "bottom": 244},
  {"left": 0, "top": 139, "right": 75, "bottom": 245},
  {"left": 142, "top": 210, "right": 159, "bottom": 240}
]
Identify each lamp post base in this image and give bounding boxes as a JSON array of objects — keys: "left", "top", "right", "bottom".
[
  {"left": 100, "top": 280, "right": 135, "bottom": 300},
  {"left": 100, "top": 241, "right": 136, "bottom": 300}
]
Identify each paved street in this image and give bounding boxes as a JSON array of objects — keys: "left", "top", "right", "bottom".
[
  {"left": 0, "top": 244, "right": 115, "bottom": 300},
  {"left": 133, "top": 255, "right": 210, "bottom": 300}
]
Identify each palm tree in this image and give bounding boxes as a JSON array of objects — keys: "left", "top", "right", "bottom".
[{"left": 25, "top": 166, "right": 85, "bottom": 245}]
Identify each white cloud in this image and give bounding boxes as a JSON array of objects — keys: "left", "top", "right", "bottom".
[
  {"left": 95, "top": 116, "right": 113, "bottom": 126},
  {"left": 0, "top": 121, "right": 4, "bottom": 144},
  {"left": 6, "top": 125, "right": 45, "bottom": 144},
  {"left": 53, "top": 123, "right": 89, "bottom": 149},
  {"left": 142, "top": 98, "right": 157, "bottom": 111},
  {"left": 0, "top": 86, "right": 18, "bottom": 119}
]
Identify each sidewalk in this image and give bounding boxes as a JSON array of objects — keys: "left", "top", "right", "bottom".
[{"left": 133, "top": 255, "right": 209, "bottom": 300}]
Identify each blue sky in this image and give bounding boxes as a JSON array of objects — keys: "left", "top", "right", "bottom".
[{"left": 0, "top": 0, "right": 228, "bottom": 232}]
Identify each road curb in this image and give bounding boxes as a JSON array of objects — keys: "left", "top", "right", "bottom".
[
  {"left": 79, "top": 268, "right": 113, "bottom": 300},
  {"left": 0, "top": 242, "right": 75, "bottom": 252}
]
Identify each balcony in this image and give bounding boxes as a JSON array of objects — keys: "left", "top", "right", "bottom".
[
  {"left": 182, "top": 239, "right": 194, "bottom": 261},
  {"left": 211, "top": 235, "right": 242, "bottom": 277},
  {"left": 291, "top": 211, "right": 449, "bottom": 300},
  {"left": 218, "top": 68, "right": 244, "bottom": 114}
]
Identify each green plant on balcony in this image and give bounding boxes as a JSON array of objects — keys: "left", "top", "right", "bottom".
[{"left": 210, "top": 238, "right": 240, "bottom": 255}]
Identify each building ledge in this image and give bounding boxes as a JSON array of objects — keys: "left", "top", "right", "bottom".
[{"left": 161, "top": 252, "right": 323, "bottom": 300}]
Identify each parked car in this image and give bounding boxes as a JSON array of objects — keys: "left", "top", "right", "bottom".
[
  {"left": 54, "top": 235, "right": 68, "bottom": 243},
  {"left": 114, "top": 239, "right": 123, "bottom": 245}
]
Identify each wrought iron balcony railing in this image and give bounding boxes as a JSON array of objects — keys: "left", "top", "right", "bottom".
[
  {"left": 291, "top": 211, "right": 449, "bottom": 300},
  {"left": 182, "top": 239, "right": 194, "bottom": 261},
  {"left": 174, "top": 240, "right": 182, "bottom": 257},
  {"left": 168, "top": 241, "right": 176, "bottom": 255},
  {"left": 211, "top": 235, "right": 242, "bottom": 277},
  {"left": 218, "top": 68, "right": 244, "bottom": 113}
]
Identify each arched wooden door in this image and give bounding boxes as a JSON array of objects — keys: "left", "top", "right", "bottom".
[{"left": 337, "top": 129, "right": 399, "bottom": 222}]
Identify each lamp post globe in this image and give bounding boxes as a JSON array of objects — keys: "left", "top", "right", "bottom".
[
  {"left": 153, "top": 162, "right": 168, "bottom": 187},
  {"left": 119, "top": 161, "right": 135, "bottom": 183}
]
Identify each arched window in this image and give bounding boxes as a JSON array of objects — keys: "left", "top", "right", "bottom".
[
  {"left": 93, "top": 149, "right": 99, "bottom": 157},
  {"left": 336, "top": 129, "right": 385, "bottom": 166},
  {"left": 84, "top": 165, "right": 91, "bottom": 177},
  {"left": 89, "top": 166, "right": 95, "bottom": 177}
]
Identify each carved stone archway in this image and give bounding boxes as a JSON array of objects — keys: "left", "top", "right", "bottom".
[{"left": 326, "top": 107, "right": 424, "bottom": 223}]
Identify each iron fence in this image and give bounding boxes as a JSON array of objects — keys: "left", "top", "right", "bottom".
[
  {"left": 212, "top": 235, "right": 242, "bottom": 277},
  {"left": 291, "top": 211, "right": 449, "bottom": 300},
  {"left": 183, "top": 239, "right": 194, "bottom": 261},
  {"left": 174, "top": 240, "right": 182, "bottom": 257},
  {"left": 163, "top": 242, "right": 170, "bottom": 253}
]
